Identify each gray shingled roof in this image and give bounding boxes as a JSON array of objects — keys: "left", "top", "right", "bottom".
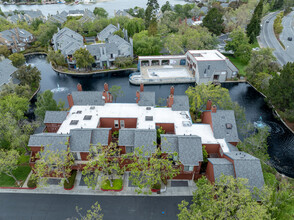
[
  {"left": 91, "top": 128, "right": 111, "bottom": 146},
  {"left": 211, "top": 110, "right": 239, "bottom": 142},
  {"left": 44, "top": 111, "right": 68, "bottom": 124},
  {"left": 28, "top": 133, "right": 69, "bottom": 152},
  {"left": 224, "top": 152, "right": 264, "bottom": 189},
  {"left": 134, "top": 129, "right": 157, "bottom": 154},
  {"left": 208, "top": 158, "right": 235, "bottom": 181},
  {"left": 72, "top": 91, "right": 105, "bottom": 106},
  {"left": 178, "top": 135, "right": 203, "bottom": 166},
  {"left": 138, "top": 92, "right": 155, "bottom": 106},
  {"left": 118, "top": 128, "right": 136, "bottom": 146},
  {"left": 227, "top": 141, "right": 239, "bottom": 152},
  {"left": 0, "top": 28, "right": 33, "bottom": 42},
  {"left": 161, "top": 134, "right": 178, "bottom": 153},
  {"left": 98, "top": 24, "right": 118, "bottom": 41},
  {"left": 69, "top": 129, "right": 92, "bottom": 152},
  {"left": 197, "top": 60, "right": 229, "bottom": 79},
  {"left": 172, "top": 96, "right": 189, "bottom": 111},
  {"left": 0, "top": 59, "right": 17, "bottom": 87}
]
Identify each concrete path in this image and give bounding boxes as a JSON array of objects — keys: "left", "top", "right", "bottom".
[{"left": 0, "top": 171, "right": 197, "bottom": 197}]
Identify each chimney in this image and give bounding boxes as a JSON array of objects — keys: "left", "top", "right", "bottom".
[
  {"left": 104, "top": 83, "right": 109, "bottom": 92},
  {"left": 67, "top": 94, "right": 74, "bottom": 108},
  {"left": 140, "top": 83, "right": 144, "bottom": 92},
  {"left": 206, "top": 99, "right": 212, "bottom": 110},
  {"left": 167, "top": 95, "right": 174, "bottom": 107},
  {"left": 170, "top": 86, "right": 174, "bottom": 95},
  {"left": 77, "top": 83, "right": 82, "bottom": 91},
  {"left": 212, "top": 105, "right": 217, "bottom": 113},
  {"left": 136, "top": 91, "right": 140, "bottom": 103}
]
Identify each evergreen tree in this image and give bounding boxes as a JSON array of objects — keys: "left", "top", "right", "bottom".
[
  {"left": 145, "top": 0, "right": 159, "bottom": 28},
  {"left": 246, "top": 0, "right": 264, "bottom": 43},
  {"left": 202, "top": 8, "right": 224, "bottom": 36}
]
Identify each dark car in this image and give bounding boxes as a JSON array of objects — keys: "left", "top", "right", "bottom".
[
  {"left": 288, "top": 37, "right": 293, "bottom": 41},
  {"left": 266, "top": 20, "right": 269, "bottom": 23}
]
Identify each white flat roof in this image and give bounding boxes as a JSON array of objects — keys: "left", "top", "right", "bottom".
[
  {"left": 216, "top": 139, "right": 230, "bottom": 153},
  {"left": 187, "top": 50, "right": 226, "bottom": 61},
  {"left": 57, "top": 104, "right": 217, "bottom": 144},
  {"left": 139, "top": 55, "right": 186, "bottom": 60}
]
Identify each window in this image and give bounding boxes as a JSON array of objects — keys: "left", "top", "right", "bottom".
[
  {"left": 114, "top": 120, "right": 119, "bottom": 128},
  {"left": 226, "top": 123, "right": 232, "bottom": 129},
  {"left": 126, "top": 146, "right": 134, "bottom": 153},
  {"left": 70, "top": 120, "right": 79, "bottom": 125},
  {"left": 83, "top": 115, "right": 92, "bottom": 120},
  {"left": 120, "top": 120, "right": 125, "bottom": 128},
  {"left": 184, "top": 166, "right": 194, "bottom": 172},
  {"left": 110, "top": 54, "right": 113, "bottom": 58},
  {"left": 76, "top": 111, "right": 82, "bottom": 114},
  {"left": 145, "top": 116, "right": 153, "bottom": 121}
]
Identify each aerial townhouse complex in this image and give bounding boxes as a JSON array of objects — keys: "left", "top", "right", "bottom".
[{"left": 28, "top": 84, "right": 264, "bottom": 189}]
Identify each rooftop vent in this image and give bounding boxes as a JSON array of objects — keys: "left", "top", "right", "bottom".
[
  {"left": 83, "top": 115, "right": 92, "bottom": 120},
  {"left": 146, "top": 107, "right": 151, "bottom": 110},
  {"left": 226, "top": 123, "right": 232, "bottom": 129},
  {"left": 182, "top": 121, "right": 192, "bottom": 127},
  {"left": 145, "top": 116, "right": 153, "bottom": 121},
  {"left": 76, "top": 110, "right": 82, "bottom": 114},
  {"left": 70, "top": 120, "right": 79, "bottom": 125},
  {"left": 90, "top": 106, "right": 95, "bottom": 110}
]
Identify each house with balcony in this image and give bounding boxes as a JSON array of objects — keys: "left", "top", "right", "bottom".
[
  {"left": 0, "top": 28, "right": 34, "bottom": 53},
  {"left": 28, "top": 83, "right": 264, "bottom": 190}
]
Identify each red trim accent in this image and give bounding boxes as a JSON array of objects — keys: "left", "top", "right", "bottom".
[
  {"left": 100, "top": 186, "right": 123, "bottom": 192},
  {"left": 0, "top": 187, "right": 36, "bottom": 189},
  {"left": 151, "top": 188, "right": 160, "bottom": 192},
  {"left": 64, "top": 185, "right": 74, "bottom": 190}
]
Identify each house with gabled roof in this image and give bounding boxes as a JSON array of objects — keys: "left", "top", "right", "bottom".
[
  {"left": 0, "top": 57, "right": 18, "bottom": 91},
  {"left": 28, "top": 83, "right": 264, "bottom": 186}
]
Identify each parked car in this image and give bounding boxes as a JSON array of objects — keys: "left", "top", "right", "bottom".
[
  {"left": 288, "top": 37, "right": 293, "bottom": 41},
  {"left": 266, "top": 20, "right": 269, "bottom": 23}
]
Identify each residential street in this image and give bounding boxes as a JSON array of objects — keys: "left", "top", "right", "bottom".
[
  {"left": 0, "top": 193, "right": 192, "bottom": 220},
  {"left": 259, "top": 11, "right": 294, "bottom": 66}
]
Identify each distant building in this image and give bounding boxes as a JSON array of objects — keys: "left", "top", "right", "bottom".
[
  {"left": 0, "top": 28, "right": 34, "bottom": 53},
  {"left": 0, "top": 57, "right": 18, "bottom": 90},
  {"left": 48, "top": 11, "right": 68, "bottom": 24},
  {"left": 114, "top": 10, "right": 133, "bottom": 19},
  {"left": 4, "top": 10, "right": 45, "bottom": 24},
  {"left": 48, "top": 9, "right": 95, "bottom": 25}
]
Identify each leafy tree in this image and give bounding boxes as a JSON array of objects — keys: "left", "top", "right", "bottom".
[
  {"left": 158, "top": 11, "right": 179, "bottom": 35},
  {"left": 0, "top": 8, "right": 5, "bottom": 17},
  {"left": 31, "top": 18, "right": 44, "bottom": 31},
  {"left": 126, "top": 7, "right": 145, "bottom": 19},
  {"left": 245, "top": 48, "right": 279, "bottom": 81},
  {"left": 109, "top": 85, "right": 124, "bottom": 102},
  {"left": 225, "top": 27, "right": 250, "bottom": 54},
  {"left": 246, "top": 0, "right": 263, "bottom": 43},
  {"left": 267, "top": 62, "right": 294, "bottom": 111},
  {"left": 64, "top": 19, "right": 82, "bottom": 33},
  {"left": 237, "top": 127, "right": 270, "bottom": 163},
  {"left": 133, "top": 30, "right": 162, "bottom": 55},
  {"left": 0, "top": 93, "right": 29, "bottom": 121},
  {"left": 75, "top": 202, "right": 103, "bottom": 220},
  {"left": 113, "top": 29, "right": 124, "bottom": 38},
  {"left": 113, "top": 57, "right": 133, "bottom": 68},
  {"left": 164, "top": 25, "right": 218, "bottom": 54},
  {"left": 202, "top": 8, "right": 224, "bottom": 36},
  {"left": 46, "top": 49, "right": 66, "bottom": 67},
  {"left": 173, "top": 4, "right": 195, "bottom": 18},
  {"left": 15, "top": 65, "right": 41, "bottom": 91},
  {"left": 0, "top": 45, "right": 11, "bottom": 58},
  {"left": 0, "top": 149, "right": 21, "bottom": 186},
  {"left": 0, "top": 83, "right": 32, "bottom": 99},
  {"left": 32, "top": 146, "right": 74, "bottom": 187},
  {"left": 82, "top": 143, "right": 124, "bottom": 190},
  {"left": 125, "top": 146, "right": 180, "bottom": 194},
  {"left": 73, "top": 48, "right": 95, "bottom": 69},
  {"left": 273, "top": 11, "right": 284, "bottom": 35},
  {"left": 35, "top": 90, "right": 63, "bottom": 121},
  {"left": 148, "top": 19, "right": 158, "bottom": 36},
  {"left": 145, "top": 0, "right": 159, "bottom": 28},
  {"left": 35, "top": 22, "right": 58, "bottom": 46},
  {"left": 9, "top": 53, "right": 25, "bottom": 67},
  {"left": 0, "top": 17, "right": 14, "bottom": 32},
  {"left": 125, "top": 18, "right": 145, "bottom": 37},
  {"left": 234, "top": 43, "right": 252, "bottom": 63},
  {"left": 93, "top": 7, "right": 108, "bottom": 18},
  {"left": 178, "top": 175, "right": 270, "bottom": 219},
  {"left": 161, "top": 1, "right": 172, "bottom": 13}
]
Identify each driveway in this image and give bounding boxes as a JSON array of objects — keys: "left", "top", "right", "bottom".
[{"left": 0, "top": 193, "right": 192, "bottom": 220}]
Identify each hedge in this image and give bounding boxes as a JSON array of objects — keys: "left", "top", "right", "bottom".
[
  {"left": 64, "top": 170, "right": 77, "bottom": 189},
  {"left": 27, "top": 177, "right": 37, "bottom": 188}
]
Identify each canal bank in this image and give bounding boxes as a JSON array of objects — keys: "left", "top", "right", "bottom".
[{"left": 27, "top": 55, "right": 294, "bottom": 178}]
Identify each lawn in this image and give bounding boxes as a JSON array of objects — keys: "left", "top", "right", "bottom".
[
  {"left": 101, "top": 179, "right": 123, "bottom": 190},
  {"left": 0, "top": 166, "right": 31, "bottom": 187},
  {"left": 225, "top": 54, "right": 247, "bottom": 77}
]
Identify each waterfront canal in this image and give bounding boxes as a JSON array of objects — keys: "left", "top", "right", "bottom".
[{"left": 28, "top": 55, "right": 294, "bottom": 178}]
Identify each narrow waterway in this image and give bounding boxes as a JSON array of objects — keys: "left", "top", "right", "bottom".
[
  {"left": 28, "top": 55, "right": 294, "bottom": 178},
  {"left": 0, "top": 0, "right": 185, "bottom": 17}
]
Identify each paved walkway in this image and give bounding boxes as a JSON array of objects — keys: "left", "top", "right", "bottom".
[{"left": 0, "top": 171, "right": 197, "bottom": 197}]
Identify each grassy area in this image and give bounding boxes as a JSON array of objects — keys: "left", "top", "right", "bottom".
[
  {"left": 0, "top": 166, "right": 31, "bottom": 187},
  {"left": 225, "top": 55, "right": 247, "bottom": 77},
  {"left": 101, "top": 179, "right": 123, "bottom": 190},
  {"left": 18, "top": 154, "right": 30, "bottom": 165}
]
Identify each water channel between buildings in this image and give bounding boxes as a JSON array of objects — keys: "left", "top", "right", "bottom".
[{"left": 28, "top": 55, "right": 294, "bottom": 178}]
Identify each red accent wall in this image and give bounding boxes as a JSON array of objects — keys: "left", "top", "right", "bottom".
[
  {"left": 206, "top": 162, "right": 215, "bottom": 182},
  {"left": 229, "top": 142, "right": 238, "bottom": 146},
  {"left": 156, "top": 123, "right": 175, "bottom": 134},
  {"left": 99, "top": 118, "right": 137, "bottom": 130},
  {"left": 80, "top": 152, "right": 89, "bottom": 161},
  {"left": 30, "top": 146, "right": 42, "bottom": 153},
  {"left": 204, "top": 144, "right": 220, "bottom": 154},
  {"left": 45, "top": 123, "right": 62, "bottom": 133}
]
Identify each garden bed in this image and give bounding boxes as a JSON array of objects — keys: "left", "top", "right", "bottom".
[
  {"left": 101, "top": 179, "right": 123, "bottom": 191},
  {"left": 64, "top": 170, "right": 77, "bottom": 190}
]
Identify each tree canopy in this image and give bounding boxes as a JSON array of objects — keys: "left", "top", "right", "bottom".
[
  {"left": 0, "top": 149, "right": 21, "bottom": 186},
  {"left": 246, "top": 0, "right": 263, "bottom": 43},
  {"left": 73, "top": 48, "right": 95, "bottom": 69},
  {"left": 202, "top": 8, "right": 224, "bottom": 36},
  {"left": 93, "top": 7, "right": 108, "bottom": 18},
  {"left": 15, "top": 65, "right": 41, "bottom": 91},
  {"left": 9, "top": 53, "right": 25, "bottom": 67},
  {"left": 133, "top": 30, "right": 162, "bottom": 55}
]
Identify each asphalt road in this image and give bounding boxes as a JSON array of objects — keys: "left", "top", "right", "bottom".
[
  {"left": 259, "top": 11, "right": 294, "bottom": 66},
  {"left": 280, "top": 11, "right": 294, "bottom": 60},
  {"left": 0, "top": 193, "right": 192, "bottom": 220}
]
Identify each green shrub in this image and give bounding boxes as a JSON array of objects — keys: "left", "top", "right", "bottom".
[
  {"left": 64, "top": 170, "right": 77, "bottom": 189},
  {"left": 27, "top": 177, "right": 37, "bottom": 188},
  {"left": 152, "top": 182, "right": 161, "bottom": 189},
  {"left": 101, "top": 179, "right": 123, "bottom": 190},
  {"left": 264, "top": 172, "right": 277, "bottom": 187}
]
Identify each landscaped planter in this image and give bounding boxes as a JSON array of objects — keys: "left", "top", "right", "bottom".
[
  {"left": 101, "top": 186, "right": 123, "bottom": 192},
  {"left": 151, "top": 188, "right": 160, "bottom": 193},
  {"left": 64, "top": 185, "right": 74, "bottom": 190}
]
